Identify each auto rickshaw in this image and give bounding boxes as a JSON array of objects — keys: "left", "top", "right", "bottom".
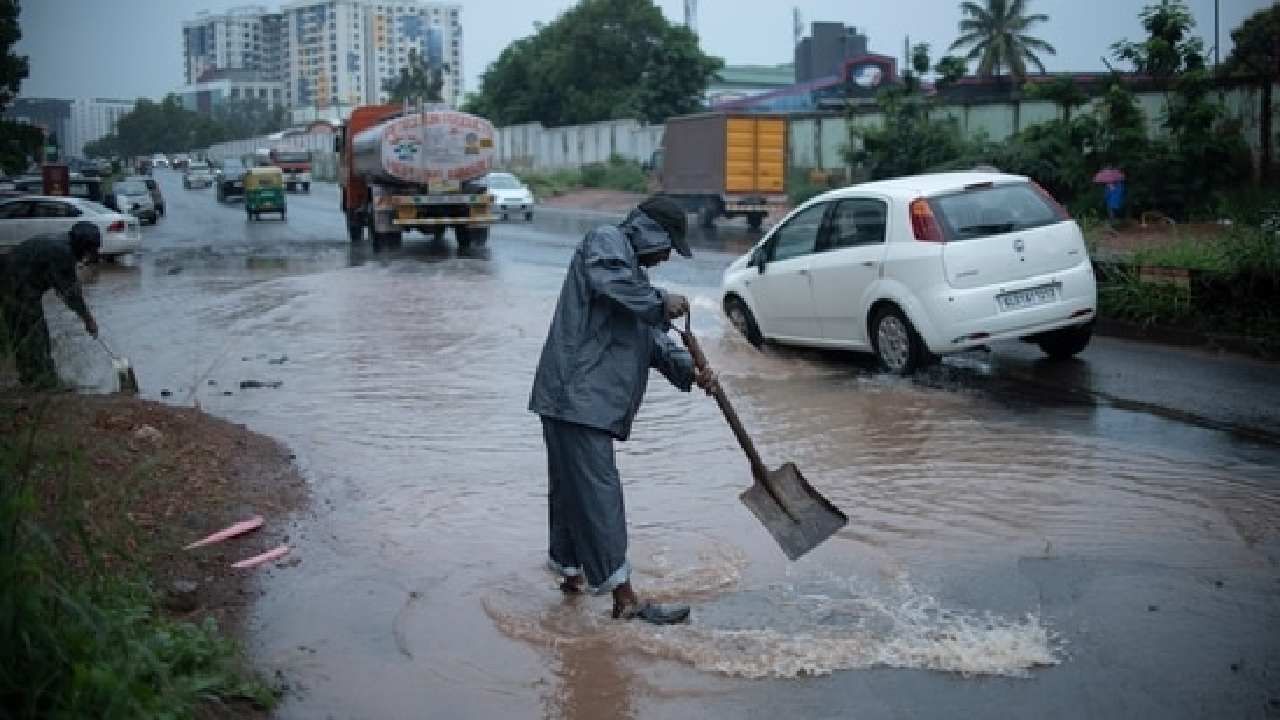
[{"left": 244, "top": 166, "right": 286, "bottom": 221}]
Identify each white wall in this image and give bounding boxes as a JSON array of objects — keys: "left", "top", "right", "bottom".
[{"left": 494, "top": 119, "right": 664, "bottom": 171}]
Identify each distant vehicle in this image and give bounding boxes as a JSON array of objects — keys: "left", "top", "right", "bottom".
[
  {"left": 183, "top": 161, "right": 214, "bottom": 189},
  {"left": 171, "top": 153, "right": 190, "bottom": 170},
  {"left": 94, "top": 158, "right": 113, "bottom": 176},
  {"left": 653, "top": 113, "right": 788, "bottom": 231},
  {"left": 268, "top": 148, "right": 312, "bottom": 193},
  {"left": 124, "top": 175, "right": 165, "bottom": 218},
  {"left": 339, "top": 104, "right": 497, "bottom": 248},
  {"left": 105, "top": 179, "right": 157, "bottom": 224},
  {"left": 215, "top": 159, "right": 248, "bottom": 202},
  {"left": 0, "top": 195, "right": 142, "bottom": 259},
  {"left": 244, "top": 167, "right": 286, "bottom": 221},
  {"left": 151, "top": 154, "right": 170, "bottom": 169},
  {"left": 719, "top": 172, "right": 1097, "bottom": 374},
  {"left": 483, "top": 172, "right": 535, "bottom": 222}
]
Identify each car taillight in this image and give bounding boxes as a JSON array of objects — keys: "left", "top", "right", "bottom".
[
  {"left": 909, "top": 198, "right": 945, "bottom": 243},
  {"left": 108, "top": 220, "right": 125, "bottom": 232},
  {"left": 1031, "top": 181, "right": 1070, "bottom": 220}
]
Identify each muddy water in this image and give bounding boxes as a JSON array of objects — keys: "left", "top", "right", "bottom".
[{"left": 63, "top": 211, "right": 1280, "bottom": 717}]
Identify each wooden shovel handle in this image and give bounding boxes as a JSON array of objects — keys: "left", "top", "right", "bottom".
[{"left": 677, "top": 312, "right": 769, "bottom": 483}]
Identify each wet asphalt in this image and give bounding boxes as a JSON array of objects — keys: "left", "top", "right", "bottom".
[{"left": 48, "top": 169, "right": 1280, "bottom": 719}]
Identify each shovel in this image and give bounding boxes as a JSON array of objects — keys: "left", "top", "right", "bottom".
[
  {"left": 96, "top": 336, "right": 139, "bottom": 395},
  {"left": 677, "top": 313, "right": 848, "bottom": 561}
]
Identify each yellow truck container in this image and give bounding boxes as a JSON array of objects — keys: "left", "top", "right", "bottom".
[{"left": 653, "top": 113, "right": 788, "bottom": 230}]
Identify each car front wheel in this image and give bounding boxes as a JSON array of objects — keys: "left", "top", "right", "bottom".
[
  {"left": 871, "top": 306, "right": 931, "bottom": 375},
  {"left": 1036, "top": 321, "right": 1093, "bottom": 360},
  {"left": 725, "top": 296, "right": 763, "bottom": 348}
]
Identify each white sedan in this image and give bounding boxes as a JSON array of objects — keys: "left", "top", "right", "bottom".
[
  {"left": 0, "top": 195, "right": 143, "bottom": 259},
  {"left": 720, "top": 172, "right": 1097, "bottom": 374},
  {"left": 483, "top": 172, "right": 536, "bottom": 221}
]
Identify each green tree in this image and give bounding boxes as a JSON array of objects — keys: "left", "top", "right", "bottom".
[
  {"left": 383, "top": 48, "right": 447, "bottom": 104},
  {"left": 948, "top": 0, "right": 1057, "bottom": 81},
  {"left": 0, "top": 0, "right": 40, "bottom": 173},
  {"left": 846, "top": 45, "right": 974, "bottom": 180},
  {"left": 1111, "top": 0, "right": 1202, "bottom": 81},
  {"left": 1223, "top": 4, "right": 1279, "bottom": 182},
  {"left": 934, "top": 56, "right": 969, "bottom": 85},
  {"left": 466, "top": 0, "right": 722, "bottom": 126}
]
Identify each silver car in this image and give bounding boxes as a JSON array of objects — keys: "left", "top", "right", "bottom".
[{"left": 107, "top": 179, "right": 157, "bottom": 224}]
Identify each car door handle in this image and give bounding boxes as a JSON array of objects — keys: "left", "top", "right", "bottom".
[
  {"left": 862, "top": 261, "right": 876, "bottom": 267},
  {"left": 797, "top": 268, "right": 809, "bottom": 275}
]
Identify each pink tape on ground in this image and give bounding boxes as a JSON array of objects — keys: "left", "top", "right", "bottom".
[
  {"left": 231, "top": 544, "right": 290, "bottom": 569},
  {"left": 185, "top": 515, "right": 265, "bottom": 550}
]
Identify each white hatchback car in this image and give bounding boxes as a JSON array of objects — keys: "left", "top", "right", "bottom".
[
  {"left": 0, "top": 195, "right": 143, "bottom": 259},
  {"left": 720, "top": 172, "right": 1097, "bottom": 373}
]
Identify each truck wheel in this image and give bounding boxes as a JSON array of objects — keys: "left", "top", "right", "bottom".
[
  {"left": 698, "top": 203, "right": 718, "bottom": 229},
  {"left": 747, "top": 212, "right": 765, "bottom": 231},
  {"left": 431, "top": 226, "right": 446, "bottom": 242},
  {"left": 463, "top": 224, "right": 486, "bottom": 245}
]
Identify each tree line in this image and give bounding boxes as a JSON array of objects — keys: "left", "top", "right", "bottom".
[{"left": 83, "top": 94, "right": 290, "bottom": 159}]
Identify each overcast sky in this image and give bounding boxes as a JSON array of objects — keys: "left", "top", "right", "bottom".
[{"left": 14, "top": 0, "right": 1270, "bottom": 102}]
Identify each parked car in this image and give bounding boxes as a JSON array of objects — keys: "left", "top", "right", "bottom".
[
  {"left": 183, "top": 161, "right": 214, "bottom": 189},
  {"left": 0, "top": 195, "right": 142, "bottom": 259},
  {"left": 215, "top": 159, "right": 248, "bottom": 202},
  {"left": 719, "top": 172, "right": 1097, "bottom": 374},
  {"left": 482, "top": 172, "right": 535, "bottom": 221},
  {"left": 151, "top": 154, "right": 170, "bottom": 169},
  {"left": 124, "top": 174, "right": 165, "bottom": 217},
  {"left": 105, "top": 179, "right": 157, "bottom": 224}
]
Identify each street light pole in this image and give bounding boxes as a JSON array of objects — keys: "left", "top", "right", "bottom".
[{"left": 1213, "top": 0, "right": 1219, "bottom": 70}]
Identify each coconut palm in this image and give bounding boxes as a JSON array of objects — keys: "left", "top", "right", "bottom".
[{"left": 949, "top": 0, "right": 1057, "bottom": 81}]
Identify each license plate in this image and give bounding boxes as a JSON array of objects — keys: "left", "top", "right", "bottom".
[{"left": 997, "top": 284, "right": 1058, "bottom": 311}]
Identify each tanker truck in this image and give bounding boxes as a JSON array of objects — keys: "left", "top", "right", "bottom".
[{"left": 338, "top": 104, "right": 497, "bottom": 248}]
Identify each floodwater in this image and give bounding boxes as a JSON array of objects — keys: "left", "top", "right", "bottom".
[{"left": 51, "top": 172, "right": 1280, "bottom": 718}]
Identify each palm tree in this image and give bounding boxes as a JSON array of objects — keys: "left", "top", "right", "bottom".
[{"left": 949, "top": 0, "right": 1057, "bottom": 81}]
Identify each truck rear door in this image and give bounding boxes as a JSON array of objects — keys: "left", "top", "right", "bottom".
[{"left": 725, "top": 117, "right": 786, "bottom": 196}]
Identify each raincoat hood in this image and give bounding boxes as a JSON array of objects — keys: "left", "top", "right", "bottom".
[{"left": 621, "top": 208, "right": 692, "bottom": 259}]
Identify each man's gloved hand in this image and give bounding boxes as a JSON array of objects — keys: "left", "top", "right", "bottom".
[
  {"left": 694, "top": 366, "right": 719, "bottom": 395},
  {"left": 663, "top": 292, "right": 690, "bottom": 320},
  {"left": 84, "top": 317, "right": 98, "bottom": 338}
]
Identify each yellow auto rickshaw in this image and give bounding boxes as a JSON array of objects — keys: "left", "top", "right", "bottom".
[{"left": 244, "top": 166, "right": 286, "bottom": 221}]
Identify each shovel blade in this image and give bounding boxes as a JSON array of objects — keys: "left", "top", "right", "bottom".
[{"left": 739, "top": 462, "right": 848, "bottom": 561}]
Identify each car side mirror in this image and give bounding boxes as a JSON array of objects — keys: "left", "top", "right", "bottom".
[{"left": 750, "top": 246, "right": 767, "bottom": 273}]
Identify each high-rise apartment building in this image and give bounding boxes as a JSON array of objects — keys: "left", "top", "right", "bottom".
[
  {"left": 184, "top": 1, "right": 464, "bottom": 117},
  {"left": 365, "top": 2, "right": 463, "bottom": 108},
  {"left": 281, "top": 0, "right": 368, "bottom": 110},
  {"left": 183, "top": 6, "right": 285, "bottom": 84}
]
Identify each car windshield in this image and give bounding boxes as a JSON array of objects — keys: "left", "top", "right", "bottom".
[
  {"left": 274, "top": 152, "right": 309, "bottom": 163},
  {"left": 117, "top": 181, "right": 148, "bottom": 194},
  {"left": 932, "top": 183, "right": 1062, "bottom": 240},
  {"left": 486, "top": 174, "right": 522, "bottom": 190}
]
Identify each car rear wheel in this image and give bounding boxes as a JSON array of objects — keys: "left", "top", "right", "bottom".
[
  {"left": 1036, "top": 321, "right": 1093, "bottom": 360},
  {"left": 725, "top": 296, "right": 763, "bottom": 348},
  {"left": 871, "top": 306, "right": 930, "bottom": 375}
]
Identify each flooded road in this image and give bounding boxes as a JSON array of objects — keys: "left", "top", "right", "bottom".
[{"left": 55, "top": 170, "right": 1280, "bottom": 718}]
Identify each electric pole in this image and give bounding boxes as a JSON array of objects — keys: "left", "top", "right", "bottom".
[{"left": 683, "top": 0, "right": 697, "bottom": 32}]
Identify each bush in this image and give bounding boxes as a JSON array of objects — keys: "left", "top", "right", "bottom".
[
  {"left": 787, "top": 167, "right": 831, "bottom": 206},
  {"left": 579, "top": 155, "right": 647, "bottom": 193}
]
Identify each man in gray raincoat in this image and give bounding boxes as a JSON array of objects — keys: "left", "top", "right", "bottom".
[
  {"left": 529, "top": 196, "right": 715, "bottom": 625},
  {"left": 1, "top": 223, "right": 101, "bottom": 388}
]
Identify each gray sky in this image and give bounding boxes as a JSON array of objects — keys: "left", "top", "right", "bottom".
[{"left": 14, "top": 0, "right": 1270, "bottom": 102}]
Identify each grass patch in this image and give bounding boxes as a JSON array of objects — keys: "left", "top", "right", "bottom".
[
  {"left": 514, "top": 155, "right": 649, "bottom": 198},
  {"left": 0, "top": 399, "right": 278, "bottom": 719}
]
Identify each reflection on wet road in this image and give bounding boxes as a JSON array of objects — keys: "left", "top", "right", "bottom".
[{"left": 55, "top": 171, "right": 1280, "bottom": 719}]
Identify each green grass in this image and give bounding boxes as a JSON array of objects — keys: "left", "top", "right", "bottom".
[
  {"left": 0, "top": 399, "right": 276, "bottom": 719},
  {"left": 515, "top": 155, "right": 649, "bottom": 199}
]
